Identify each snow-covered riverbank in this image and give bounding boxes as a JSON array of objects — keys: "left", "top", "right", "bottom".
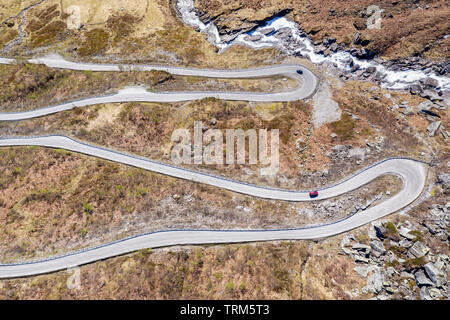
[{"left": 176, "top": 0, "right": 449, "bottom": 91}]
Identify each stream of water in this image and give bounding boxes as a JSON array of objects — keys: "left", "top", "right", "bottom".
[{"left": 176, "top": 0, "right": 450, "bottom": 91}]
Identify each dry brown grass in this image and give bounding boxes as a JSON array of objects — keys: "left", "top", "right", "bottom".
[
  {"left": 0, "top": 63, "right": 295, "bottom": 113},
  {"left": 0, "top": 240, "right": 366, "bottom": 300},
  {"left": 0, "top": 0, "right": 287, "bottom": 70}
]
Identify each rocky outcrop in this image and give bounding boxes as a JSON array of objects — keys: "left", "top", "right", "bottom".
[
  {"left": 342, "top": 220, "right": 448, "bottom": 300},
  {"left": 427, "top": 121, "right": 442, "bottom": 137},
  {"left": 193, "top": 0, "right": 293, "bottom": 42}
]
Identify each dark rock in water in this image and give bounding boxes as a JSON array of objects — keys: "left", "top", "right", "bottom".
[
  {"left": 375, "top": 72, "right": 385, "bottom": 81},
  {"left": 330, "top": 43, "right": 338, "bottom": 52},
  {"left": 244, "top": 34, "right": 262, "bottom": 42},
  {"left": 352, "top": 48, "right": 375, "bottom": 59},
  {"left": 274, "top": 27, "right": 292, "bottom": 41},
  {"left": 438, "top": 65, "right": 448, "bottom": 75},
  {"left": 343, "top": 58, "right": 354, "bottom": 68},
  {"left": 410, "top": 84, "right": 423, "bottom": 94},
  {"left": 373, "top": 57, "right": 384, "bottom": 64},
  {"left": 275, "top": 27, "right": 291, "bottom": 35},
  {"left": 221, "top": 33, "right": 239, "bottom": 43},
  {"left": 314, "top": 46, "right": 325, "bottom": 55},
  {"left": 259, "top": 27, "right": 275, "bottom": 36},
  {"left": 351, "top": 64, "right": 360, "bottom": 73},
  {"left": 421, "top": 77, "right": 439, "bottom": 89},
  {"left": 365, "top": 67, "right": 377, "bottom": 74}
]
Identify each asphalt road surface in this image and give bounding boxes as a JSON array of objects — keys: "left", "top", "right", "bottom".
[
  {"left": 0, "top": 55, "right": 428, "bottom": 279},
  {"left": 0, "top": 55, "right": 317, "bottom": 121},
  {"left": 0, "top": 136, "right": 427, "bottom": 278}
]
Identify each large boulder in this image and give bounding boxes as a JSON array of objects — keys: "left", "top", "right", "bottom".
[
  {"left": 424, "top": 262, "right": 445, "bottom": 286},
  {"left": 415, "top": 270, "right": 434, "bottom": 287},
  {"left": 365, "top": 270, "right": 385, "bottom": 293},
  {"left": 354, "top": 266, "right": 369, "bottom": 277},
  {"left": 398, "top": 227, "right": 415, "bottom": 240},
  {"left": 408, "top": 241, "right": 429, "bottom": 258},
  {"left": 370, "top": 239, "right": 386, "bottom": 258},
  {"left": 427, "top": 121, "right": 441, "bottom": 137}
]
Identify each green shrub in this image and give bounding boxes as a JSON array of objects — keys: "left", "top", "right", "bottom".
[
  {"left": 329, "top": 113, "right": 355, "bottom": 141},
  {"left": 83, "top": 203, "right": 93, "bottom": 215},
  {"left": 404, "top": 256, "right": 426, "bottom": 270},
  {"left": 264, "top": 113, "right": 295, "bottom": 144},
  {"left": 224, "top": 281, "right": 234, "bottom": 291},
  {"left": 78, "top": 29, "right": 109, "bottom": 56}
]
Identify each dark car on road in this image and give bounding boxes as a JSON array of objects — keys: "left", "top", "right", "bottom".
[
  {"left": 296, "top": 69, "right": 303, "bottom": 75},
  {"left": 309, "top": 191, "right": 318, "bottom": 198}
]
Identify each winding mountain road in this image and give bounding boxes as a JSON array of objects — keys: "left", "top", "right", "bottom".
[
  {"left": 0, "top": 55, "right": 428, "bottom": 278},
  {"left": 0, "top": 136, "right": 428, "bottom": 278},
  {"left": 0, "top": 55, "right": 317, "bottom": 121}
]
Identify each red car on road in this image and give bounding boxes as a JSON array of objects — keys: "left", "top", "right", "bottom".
[{"left": 309, "top": 191, "right": 319, "bottom": 198}]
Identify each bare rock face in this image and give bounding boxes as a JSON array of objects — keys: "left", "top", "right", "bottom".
[
  {"left": 370, "top": 240, "right": 386, "bottom": 257},
  {"left": 424, "top": 262, "right": 445, "bottom": 286},
  {"left": 427, "top": 121, "right": 441, "bottom": 137},
  {"left": 193, "top": 0, "right": 293, "bottom": 42},
  {"left": 415, "top": 270, "right": 434, "bottom": 287},
  {"left": 365, "top": 269, "right": 385, "bottom": 294},
  {"left": 408, "top": 241, "right": 430, "bottom": 258}
]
